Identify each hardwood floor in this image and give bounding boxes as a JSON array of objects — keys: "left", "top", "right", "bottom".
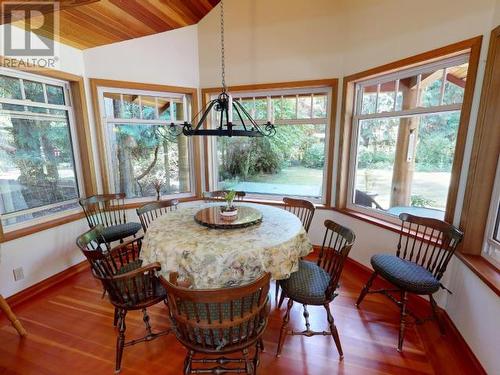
[{"left": 0, "top": 261, "right": 481, "bottom": 375}]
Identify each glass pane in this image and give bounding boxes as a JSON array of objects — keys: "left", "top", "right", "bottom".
[
  {"left": 103, "top": 92, "right": 121, "bottom": 118},
  {"left": 158, "top": 98, "right": 171, "bottom": 121},
  {"left": 24, "top": 80, "right": 45, "bottom": 103},
  {"left": 313, "top": 95, "right": 327, "bottom": 118},
  {"left": 297, "top": 95, "right": 312, "bottom": 119},
  {"left": 0, "top": 115, "right": 79, "bottom": 226},
  {"left": 217, "top": 124, "right": 326, "bottom": 198},
  {"left": 361, "top": 84, "right": 377, "bottom": 114},
  {"left": 419, "top": 70, "right": 444, "bottom": 107},
  {"left": 280, "top": 96, "right": 297, "bottom": 119},
  {"left": 0, "top": 75, "right": 22, "bottom": 99},
  {"left": 254, "top": 98, "right": 267, "bottom": 120},
  {"left": 354, "top": 118, "right": 398, "bottom": 210},
  {"left": 108, "top": 124, "right": 191, "bottom": 198},
  {"left": 377, "top": 81, "right": 397, "bottom": 113},
  {"left": 46, "top": 84, "right": 65, "bottom": 105},
  {"left": 141, "top": 96, "right": 157, "bottom": 120},
  {"left": 122, "top": 94, "right": 140, "bottom": 119},
  {"left": 353, "top": 112, "right": 460, "bottom": 219}
]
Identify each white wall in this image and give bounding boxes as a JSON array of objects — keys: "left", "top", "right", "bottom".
[{"left": 83, "top": 25, "right": 200, "bottom": 88}]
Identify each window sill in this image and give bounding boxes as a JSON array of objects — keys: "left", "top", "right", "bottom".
[
  {"left": 455, "top": 252, "right": 500, "bottom": 296},
  {"left": 331, "top": 207, "right": 402, "bottom": 234},
  {"left": 1, "top": 211, "right": 86, "bottom": 243}
]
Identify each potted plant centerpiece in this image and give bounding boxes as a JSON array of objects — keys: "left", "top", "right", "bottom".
[{"left": 219, "top": 190, "right": 238, "bottom": 219}]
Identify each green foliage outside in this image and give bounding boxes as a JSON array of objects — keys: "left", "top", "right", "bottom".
[{"left": 218, "top": 124, "right": 325, "bottom": 181}]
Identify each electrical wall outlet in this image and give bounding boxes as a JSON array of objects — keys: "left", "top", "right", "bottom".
[{"left": 13, "top": 267, "right": 24, "bottom": 281}]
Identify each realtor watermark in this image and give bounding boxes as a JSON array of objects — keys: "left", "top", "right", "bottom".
[{"left": 1, "top": 1, "right": 60, "bottom": 69}]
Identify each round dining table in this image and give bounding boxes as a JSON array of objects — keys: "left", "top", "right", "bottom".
[{"left": 141, "top": 202, "right": 313, "bottom": 289}]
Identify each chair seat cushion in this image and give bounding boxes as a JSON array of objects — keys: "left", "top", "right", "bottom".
[
  {"left": 371, "top": 254, "right": 440, "bottom": 294},
  {"left": 280, "top": 260, "right": 330, "bottom": 305},
  {"left": 101, "top": 222, "right": 142, "bottom": 243}
]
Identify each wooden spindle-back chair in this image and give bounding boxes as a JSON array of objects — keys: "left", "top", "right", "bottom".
[
  {"left": 282, "top": 197, "right": 316, "bottom": 232},
  {"left": 84, "top": 238, "right": 169, "bottom": 373},
  {"left": 356, "top": 213, "right": 463, "bottom": 352},
  {"left": 79, "top": 193, "right": 142, "bottom": 243},
  {"left": 203, "top": 190, "right": 246, "bottom": 202},
  {"left": 136, "top": 199, "right": 179, "bottom": 232},
  {"left": 275, "top": 197, "right": 316, "bottom": 305},
  {"left": 276, "top": 219, "right": 355, "bottom": 358},
  {"left": 161, "top": 273, "right": 271, "bottom": 375},
  {"left": 76, "top": 224, "right": 144, "bottom": 325}
]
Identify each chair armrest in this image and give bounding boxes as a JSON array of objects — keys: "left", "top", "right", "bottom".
[{"left": 110, "top": 262, "right": 162, "bottom": 281}]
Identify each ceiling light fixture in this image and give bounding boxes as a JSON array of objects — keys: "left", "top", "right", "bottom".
[{"left": 163, "top": 0, "right": 276, "bottom": 138}]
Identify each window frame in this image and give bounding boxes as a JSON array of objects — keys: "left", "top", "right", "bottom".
[
  {"left": 201, "top": 79, "right": 338, "bottom": 206},
  {"left": 90, "top": 79, "right": 201, "bottom": 204},
  {"left": 0, "top": 67, "right": 86, "bottom": 233},
  {"left": 337, "top": 37, "right": 482, "bottom": 225},
  {"left": 345, "top": 53, "right": 470, "bottom": 224},
  {"left": 482, "top": 156, "right": 500, "bottom": 267}
]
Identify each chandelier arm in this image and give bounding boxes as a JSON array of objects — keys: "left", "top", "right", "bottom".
[
  {"left": 193, "top": 100, "right": 217, "bottom": 131},
  {"left": 233, "top": 100, "right": 266, "bottom": 133},
  {"left": 232, "top": 102, "right": 248, "bottom": 131}
]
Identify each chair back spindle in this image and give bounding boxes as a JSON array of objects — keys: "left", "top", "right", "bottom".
[
  {"left": 396, "top": 213, "right": 463, "bottom": 280},
  {"left": 283, "top": 197, "right": 316, "bottom": 232},
  {"left": 136, "top": 199, "right": 179, "bottom": 232},
  {"left": 79, "top": 193, "right": 128, "bottom": 229},
  {"left": 162, "top": 273, "right": 271, "bottom": 354},
  {"left": 317, "top": 220, "right": 356, "bottom": 299}
]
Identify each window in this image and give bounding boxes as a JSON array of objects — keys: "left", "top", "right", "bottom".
[
  {"left": 483, "top": 157, "right": 500, "bottom": 267},
  {"left": 0, "top": 69, "right": 81, "bottom": 230},
  {"left": 347, "top": 53, "right": 472, "bottom": 221},
  {"left": 209, "top": 85, "right": 333, "bottom": 203},
  {"left": 97, "top": 86, "right": 194, "bottom": 200}
]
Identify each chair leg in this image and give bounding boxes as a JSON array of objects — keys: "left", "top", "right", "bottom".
[
  {"left": 113, "top": 307, "right": 118, "bottom": 327},
  {"left": 275, "top": 282, "right": 280, "bottom": 306},
  {"left": 397, "top": 291, "right": 408, "bottom": 352},
  {"left": 429, "top": 294, "right": 445, "bottom": 335},
  {"left": 278, "top": 289, "right": 286, "bottom": 309},
  {"left": 324, "top": 302, "right": 343, "bottom": 359},
  {"left": 183, "top": 350, "right": 193, "bottom": 375},
  {"left": 276, "top": 298, "right": 293, "bottom": 357},
  {"left": 253, "top": 341, "right": 260, "bottom": 375},
  {"left": 115, "top": 309, "right": 127, "bottom": 373},
  {"left": 258, "top": 337, "right": 265, "bottom": 353},
  {"left": 356, "top": 271, "right": 378, "bottom": 307},
  {"left": 142, "top": 308, "right": 153, "bottom": 336}
]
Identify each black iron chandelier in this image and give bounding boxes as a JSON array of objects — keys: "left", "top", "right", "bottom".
[{"left": 159, "top": 0, "right": 276, "bottom": 139}]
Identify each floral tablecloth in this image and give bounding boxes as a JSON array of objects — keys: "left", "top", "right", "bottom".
[{"left": 141, "top": 202, "right": 312, "bottom": 289}]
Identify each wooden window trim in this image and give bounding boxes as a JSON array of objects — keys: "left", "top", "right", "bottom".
[
  {"left": 0, "top": 57, "right": 96, "bottom": 243},
  {"left": 201, "top": 79, "right": 338, "bottom": 207},
  {"left": 89, "top": 78, "right": 202, "bottom": 199},
  {"left": 460, "top": 27, "right": 500, "bottom": 259},
  {"left": 336, "top": 36, "right": 483, "bottom": 224}
]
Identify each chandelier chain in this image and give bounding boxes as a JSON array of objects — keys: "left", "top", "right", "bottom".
[{"left": 220, "top": 0, "right": 226, "bottom": 92}]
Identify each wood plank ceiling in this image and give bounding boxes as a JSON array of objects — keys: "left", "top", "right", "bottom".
[{"left": 1, "top": 0, "right": 220, "bottom": 49}]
